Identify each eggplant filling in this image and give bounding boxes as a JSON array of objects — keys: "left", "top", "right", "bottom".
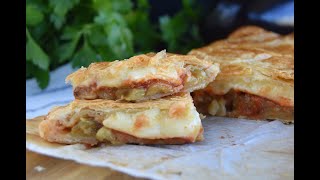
[{"left": 192, "top": 90, "right": 294, "bottom": 121}]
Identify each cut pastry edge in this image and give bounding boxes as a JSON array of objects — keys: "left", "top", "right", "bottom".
[
  {"left": 66, "top": 50, "right": 220, "bottom": 101},
  {"left": 39, "top": 93, "right": 204, "bottom": 146},
  {"left": 39, "top": 120, "right": 204, "bottom": 146},
  {"left": 192, "top": 89, "right": 294, "bottom": 124}
]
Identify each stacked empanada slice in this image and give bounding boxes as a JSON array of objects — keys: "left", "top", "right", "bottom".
[{"left": 39, "top": 50, "right": 220, "bottom": 145}]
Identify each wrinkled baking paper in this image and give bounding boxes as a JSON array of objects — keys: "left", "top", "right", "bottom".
[{"left": 26, "top": 116, "right": 294, "bottom": 180}]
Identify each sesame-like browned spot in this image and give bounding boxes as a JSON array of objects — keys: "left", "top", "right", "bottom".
[
  {"left": 134, "top": 114, "right": 149, "bottom": 130},
  {"left": 169, "top": 102, "right": 186, "bottom": 118}
]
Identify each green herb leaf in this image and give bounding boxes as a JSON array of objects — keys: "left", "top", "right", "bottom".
[
  {"left": 137, "top": 0, "right": 149, "bottom": 10},
  {"left": 34, "top": 68, "right": 50, "bottom": 89},
  {"left": 95, "top": 46, "right": 116, "bottom": 61},
  {"left": 87, "top": 25, "right": 108, "bottom": 47},
  {"left": 159, "top": 0, "right": 203, "bottom": 53},
  {"left": 30, "top": 21, "right": 49, "bottom": 41},
  {"left": 106, "top": 25, "right": 133, "bottom": 59},
  {"left": 93, "top": 0, "right": 132, "bottom": 14},
  {"left": 49, "top": 0, "right": 80, "bottom": 29},
  {"left": 61, "top": 26, "right": 82, "bottom": 40},
  {"left": 57, "top": 33, "right": 81, "bottom": 63},
  {"left": 26, "top": 61, "right": 50, "bottom": 89},
  {"left": 94, "top": 12, "right": 127, "bottom": 27},
  {"left": 182, "top": 0, "right": 198, "bottom": 20},
  {"left": 126, "top": 0, "right": 158, "bottom": 52},
  {"left": 71, "top": 39, "right": 100, "bottom": 68},
  {"left": 26, "top": 4, "right": 44, "bottom": 26},
  {"left": 94, "top": 11, "right": 134, "bottom": 59},
  {"left": 26, "top": 28, "right": 50, "bottom": 70}
]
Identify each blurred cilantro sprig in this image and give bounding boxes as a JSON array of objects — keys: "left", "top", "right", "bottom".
[{"left": 26, "top": 0, "right": 204, "bottom": 89}]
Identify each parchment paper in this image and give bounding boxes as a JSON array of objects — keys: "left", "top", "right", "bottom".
[{"left": 26, "top": 116, "right": 294, "bottom": 180}]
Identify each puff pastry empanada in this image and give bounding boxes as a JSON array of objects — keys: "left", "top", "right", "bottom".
[
  {"left": 66, "top": 50, "right": 220, "bottom": 101},
  {"left": 39, "top": 93, "right": 203, "bottom": 145},
  {"left": 189, "top": 26, "right": 294, "bottom": 123}
]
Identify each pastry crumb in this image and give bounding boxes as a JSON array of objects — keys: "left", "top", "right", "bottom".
[
  {"left": 34, "top": 166, "right": 46, "bottom": 172},
  {"left": 199, "top": 113, "right": 206, "bottom": 119}
]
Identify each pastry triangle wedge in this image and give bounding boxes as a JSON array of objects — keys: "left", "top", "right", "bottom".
[{"left": 66, "top": 50, "right": 220, "bottom": 101}]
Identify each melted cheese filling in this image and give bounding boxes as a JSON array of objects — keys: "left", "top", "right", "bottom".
[{"left": 101, "top": 105, "right": 201, "bottom": 140}]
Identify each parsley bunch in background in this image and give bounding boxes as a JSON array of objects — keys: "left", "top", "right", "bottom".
[{"left": 26, "top": 0, "right": 204, "bottom": 89}]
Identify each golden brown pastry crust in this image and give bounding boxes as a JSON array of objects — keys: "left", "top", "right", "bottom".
[
  {"left": 66, "top": 50, "right": 220, "bottom": 101},
  {"left": 39, "top": 93, "right": 204, "bottom": 145},
  {"left": 189, "top": 26, "right": 294, "bottom": 122}
]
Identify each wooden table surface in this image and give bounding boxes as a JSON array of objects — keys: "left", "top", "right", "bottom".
[
  {"left": 26, "top": 149, "right": 144, "bottom": 180},
  {"left": 26, "top": 116, "right": 146, "bottom": 179}
]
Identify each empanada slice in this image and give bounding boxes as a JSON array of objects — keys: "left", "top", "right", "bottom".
[
  {"left": 189, "top": 26, "right": 294, "bottom": 123},
  {"left": 66, "top": 50, "right": 220, "bottom": 101},
  {"left": 39, "top": 93, "right": 203, "bottom": 146}
]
